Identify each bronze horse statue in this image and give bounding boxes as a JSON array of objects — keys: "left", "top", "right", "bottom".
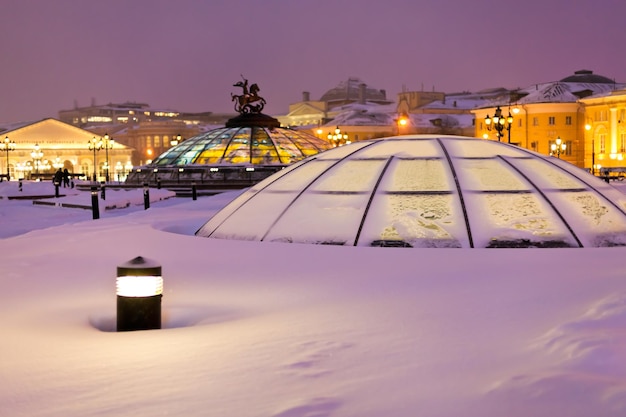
[{"left": 231, "top": 77, "right": 266, "bottom": 114}]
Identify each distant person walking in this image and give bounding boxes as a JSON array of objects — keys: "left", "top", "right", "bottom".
[
  {"left": 62, "top": 169, "right": 70, "bottom": 188},
  {"left": 53, "top": 168, "right": 63, "bottom": 186}
]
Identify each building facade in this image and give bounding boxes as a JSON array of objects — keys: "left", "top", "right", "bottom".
[
  {"left": 473, "top": 70, "right": 624, "bottom": 171},
  {"left": 58, "top": 101, "right": 236, "bottom": 166},
  {"left": 580, "top": 89, "right": 626, "bottom": 174},
  {"left": 0, "top": 118, "right": 133, "bottom": 181}
]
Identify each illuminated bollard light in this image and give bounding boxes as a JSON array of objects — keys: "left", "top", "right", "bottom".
[{"left": 116, "top": 256, "right": 163, "bottom": 332}]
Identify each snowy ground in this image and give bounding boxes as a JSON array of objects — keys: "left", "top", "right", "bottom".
[{"left": 2, "top": 180, "right": 626, "bottom": 417}]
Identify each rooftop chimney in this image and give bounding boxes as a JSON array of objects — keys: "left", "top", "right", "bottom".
[{"left": 302, "top": 91, "right": 310, "bottom": 102}]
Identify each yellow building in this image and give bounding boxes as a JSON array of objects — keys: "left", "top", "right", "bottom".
[
  {"left": 474, "top": 70, "right": 623, "bottom": 171},
  {"left": 580, "top": 89, "right": 626, "bottom": 174}
]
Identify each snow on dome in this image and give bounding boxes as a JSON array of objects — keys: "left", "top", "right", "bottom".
[{"left": 196, "top": 135, "right": 626, "bottom": 248}]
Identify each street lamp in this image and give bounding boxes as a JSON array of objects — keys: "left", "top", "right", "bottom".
[
  {"left": 550, "top": 137, "right": 567, "bottom": 158},
  {"left": 327, "top": 126, "right": 349, "bottom": 147},
  {"left": 88, "top": 137, "right": 102, "bottom": 182},
  {"left": 0, "top": 136, "right": 16, "bottom": 180},
  {"left": 52, "top": 157, "right": 63, "bottom": 170},
  {"left": 102, "top": 133, "right": 114, "bottom": 182},
  {"left": 31, "top": 144, "right": 44, "bottom": 177},
  {"left": 170, "top": 134, "right": 181, "bottom": 147},
  {"left": 485, "top": 106, "right": 514, "bottom": 143}
]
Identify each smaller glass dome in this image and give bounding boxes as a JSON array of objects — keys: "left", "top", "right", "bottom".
[
  {"left": 196, "top": 135, "right": 626, "bottom": 248},
  {"left": 152, "top": 126, "right": 330, "bottom": 166}
]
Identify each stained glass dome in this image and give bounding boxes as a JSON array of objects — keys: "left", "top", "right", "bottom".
[
  {"left": 125, "top": 113, "right": 332, "bottom": 188},
  {"left": 152, "top": 126, "right": 329, "bottom": 166},
  {"left": 196, "top": 135, "right": 626, "bottom": 248}
]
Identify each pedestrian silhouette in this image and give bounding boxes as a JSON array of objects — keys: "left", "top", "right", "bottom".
[
  {"left": 53, "top": 168, "right": 63, "bottom": 186},
  {"left": 63, "top": 169, "right": 70, "bottom": 188}
]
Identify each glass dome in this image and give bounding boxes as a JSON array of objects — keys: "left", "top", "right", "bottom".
[
  {"left": 196, "top": 135, "right": 626, "bottom": 248},
  {"left": 152, "top": 126, "right": 331, "bottom": 167}
]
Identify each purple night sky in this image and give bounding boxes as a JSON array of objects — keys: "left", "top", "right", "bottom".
[{"left": 1, "top": 0, "right": 625, "bottom": 123}]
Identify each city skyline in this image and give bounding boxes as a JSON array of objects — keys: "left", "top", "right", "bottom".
[{"left": 1, "top": 0, "right": 625, "bottom": 124}]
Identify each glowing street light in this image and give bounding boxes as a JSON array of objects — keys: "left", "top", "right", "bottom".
[
  {"left": 31, "top": 144, "right": 44, "bottom": 177},
  {"left": 550, "top": 137, "right": 567, "bottom": 158},
  {"left": 485, "top": 106, "right": 514, "bottom": 143},
  {"left": 396, "top": 115, "right": 409, "bottom": 135},
  {"left": 0, "top": 136, "right": 16, "bottom": 180},
  {"left": 327, "top": 126, "right": 349, "bottom": 147},
  {"left": 88, "top": 137, "right": 102, "bottom": 182},
  {"left": 102, "top": 134, "right": 114, "bottom": 182},
  {"left": 116, "top": 256, "right": 163, "bottom": 331}
]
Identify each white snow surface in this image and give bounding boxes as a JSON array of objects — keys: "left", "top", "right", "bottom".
[{"left": 2, "top": 180, "right": 626, "bottom": 416}]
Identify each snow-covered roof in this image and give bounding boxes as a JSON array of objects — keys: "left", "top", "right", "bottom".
[
  {"left": 320, "top": 77, "right": 391, "bottom": 104},
  {"left": 327, "top": 103, "right": 397, "bottom": 126}
]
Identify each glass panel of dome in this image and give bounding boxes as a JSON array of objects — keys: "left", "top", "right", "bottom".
[
  {"left": 545, "top": 190, "right": 626, "bottom": 246},
  {"left": 446, "top": 138, "right": 528, "bottom": 158},
  {"left": 262, "top": 160, "right": 338, "bottom": 192},
  {"left": 251, "top": 129, "right": 279, "bottom": 164},
  {"left": 183, "top": 145, "right": 211, "bottom": 164},
  {"left": 195, "top": 188, "right": 262, "bottom": 237},
  {"left": 355, "top": 139, "right": 441, "bottom": 159},
  {"left": 271, "top": 132, "right": 315, "bottom": 162},
  {"left": 464, "top": 192, "right": 578, "bottom": 248},
  {"left": 208, "top": 192, "right": 298, "bottom": 241},
  {"left": 514, "top": 159, "right": 585, "bottom": 190},
  {"left": 455, "top": 158, "right": 532, "bottom": 192},
  {"left": 309, "top": 160, "right": 386, "bottom": 193},
  {"left": 222, "top": 129, "right": 252, "bottom": 164},
  {"left": 379, "top": 158, "right": 450, "bottom": 192},
  {"left": 263, "top": 194, "right": 367, "bottom": 245},
  {"left": 357, "top": 194, "right": 465, "bottom": 248}
]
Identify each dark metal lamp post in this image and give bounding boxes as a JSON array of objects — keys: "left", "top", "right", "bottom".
[
  {"left": 485, "top": 106, "right": 514, "bottom": 143},
  {"left": 550, "top": 137, "right": 566, "bottom": 158},
  {"left": 103, "top": 134, "right": 114, "bottom": 183},
  {"left": 31, "top": 144, "right": 44, "bottom": 177},
  {"left": 88, "top": 137, "right": 102, "bottom": 182},
  {"left": 0, "top": 136, "right": 16, "bottom": 180}
]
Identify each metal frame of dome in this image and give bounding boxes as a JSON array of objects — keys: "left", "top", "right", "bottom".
[{"left": 196, "top": 135, "right": 626, "bottom": 248}]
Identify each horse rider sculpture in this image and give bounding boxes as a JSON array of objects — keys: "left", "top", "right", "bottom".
[{"left": 231, "top": 76, "right": 266, "bottom": 114}]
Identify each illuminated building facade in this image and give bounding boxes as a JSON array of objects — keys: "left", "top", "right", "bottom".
[
  {"left": 59, "top": 101, "right": 236, "bottom": 166},
  {"left": 0, "top": 118, "right": 133, "bottom": 181},
  {"left": 474, "top": 70, "right": 625, "bottom": 171},
  {"left": 580, "top": 89, "right": 626, "bottom": 174}
]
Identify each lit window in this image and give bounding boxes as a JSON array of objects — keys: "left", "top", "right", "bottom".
[{"left": 600, "top": 134, "right": 606, "bottom": 153}]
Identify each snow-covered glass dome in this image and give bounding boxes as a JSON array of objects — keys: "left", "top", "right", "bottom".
[
  {"left": 196, "top": 135, "right": 626, "bottom": 248},
  {"left": 151, "top": 126, "right": 330, "bottom": 166}
]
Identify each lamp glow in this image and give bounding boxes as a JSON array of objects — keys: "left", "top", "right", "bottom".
[{"left": 116, "top": 275, "right": 163, "bottom": 297}]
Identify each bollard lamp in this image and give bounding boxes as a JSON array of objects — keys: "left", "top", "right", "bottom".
[{"left": 116, "top": 256, "right": 162, "bottom": 331}]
